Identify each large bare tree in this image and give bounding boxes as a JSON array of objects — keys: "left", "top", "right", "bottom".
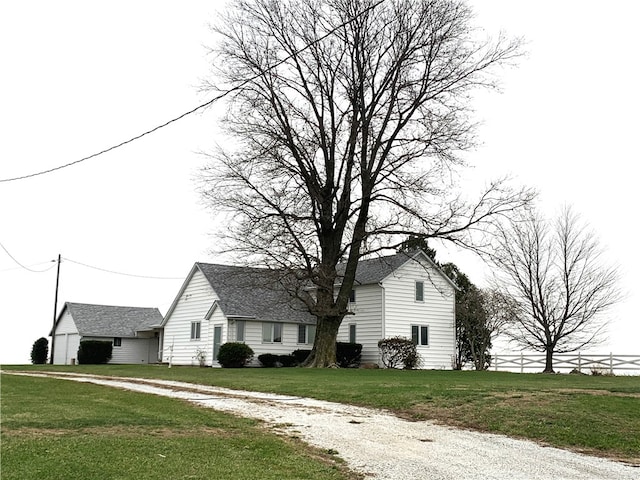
[
  {"left": 202, "top": 0, "right": 534, "bottom": 367},
  {"left": 489, "top": 207, "right": 621, "bottom": 373}
]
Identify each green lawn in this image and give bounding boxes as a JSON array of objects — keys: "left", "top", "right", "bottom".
[
  {"left": 4, "top": 365, "right": 640, "bottom": 464},
  {"left": 1, "top": 374, "right": 358, "bottom": 480}
]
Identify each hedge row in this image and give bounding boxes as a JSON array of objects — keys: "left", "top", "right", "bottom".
[
  {"left": 77, "top": 340, "right": 113, "bottom": 364},
  {"left": 256, "top": 342, "right": 362, "bottom": 368}
]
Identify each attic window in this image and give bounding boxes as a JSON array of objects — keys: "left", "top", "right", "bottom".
[{"left": 415, "top": 281, "right": 424, "bottom": 302}]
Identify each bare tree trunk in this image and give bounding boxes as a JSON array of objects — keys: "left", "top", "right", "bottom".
[
  {"left": 304, "top": 315, "right": 342, "bottom": 367},
  {"left": 543, "top": 348, "right": 555, "bottom": 373}
]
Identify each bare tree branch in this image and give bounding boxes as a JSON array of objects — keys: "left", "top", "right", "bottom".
[
  {"left": 489, "top": 206, "right": 622, "bottom": 372},
  {"left": 201, "top": 0, "right": 532, "bottom": 367}
]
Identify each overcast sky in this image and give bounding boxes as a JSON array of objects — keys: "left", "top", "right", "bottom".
[{"left": 1, "top": 1, "right": 638, "bottom": 364}]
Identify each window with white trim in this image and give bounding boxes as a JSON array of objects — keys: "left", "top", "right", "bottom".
[
  {"left": 415, "top": 281, "right": 424, "bottom": 302},
  {"left": 236, "top": 320, "right": 246, "bottom": 342},
  {"left": 190, "top": 321, "right": 201, "bottom": 340},
  {"left": 349, "top": 289, "right": 356, "bottom": 303},
  {"left": 411, "top": 324, "right": 429, "bottom": 346},
  {"left": 262, "top": 322, "right": 283, "bottom": 343},
  {"left": 297, "top": 324, "right": 316, "bottom": 344},
  {"left": 113, "top": 337, "right": 122, "bottom": 347}
]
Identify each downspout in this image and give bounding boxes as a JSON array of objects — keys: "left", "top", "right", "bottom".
[{"left": 378, "top": 282, "right": 385, "bottom": 367}]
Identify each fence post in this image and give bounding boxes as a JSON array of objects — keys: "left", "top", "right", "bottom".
[
  {"left": 494, "top": 354, "right": 498, "bottom": 372},
  {"left": 520, "top": 352, "right": 524, "bottom": 374},
  {"left": 610, "top": 352, "right": 613, "bottom": 375},
  {"left": 578, "top": 352, "right": 581, "bottom": 374}
]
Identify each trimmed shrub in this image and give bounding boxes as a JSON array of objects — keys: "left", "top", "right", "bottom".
[
  {"left": 31, "top": 337, "right": 49, "bottom": 364},
  {"left": 77, "top": 340, "right": 113, "bottom": 364},
  {"left": 292, "top": 349, "right": 312, "bottom": 365},
  {"left": 258, "top": 353, "right": 278, "bottom": 368},
  {"left": 277, "top": 354, "right": 297, "bottom": 367},
  {"left": 217, "top": 342, "right": 254, "bottom": 368},
  {"left": 336, "top": 342, "right": 362, "bottom": 368},
  {"left": 378, "top": 336, "right": 420, "bottom": 369}
]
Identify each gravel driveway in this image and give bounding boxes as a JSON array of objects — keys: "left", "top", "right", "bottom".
[{"left": 10, "top": 372, "right": 639, "bottom": 480}]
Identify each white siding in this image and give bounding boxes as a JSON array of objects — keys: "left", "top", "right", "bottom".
[
  {"left": 241, "top": 320, "right": 313, "bottom": 366},
  {"left": 337, "top": 283, "right": 383, "bottom": 364},
  {"left": 53, "top": 333, "right": 81, "bottom": 364},
  {"left": 79, "top": 336, "right": 157, "bottom": 364},
  {"left": 382, "top": 257, "right": 455, "bottom": 369},
  {"left": 110, "top": 337, "right": 159, "bottom": 364},
  {"left": 162, "top": 268, "right": 218, "bottom": 366},
  {"left": 53, "top": 310, "right": 80, "bottom": 364}
]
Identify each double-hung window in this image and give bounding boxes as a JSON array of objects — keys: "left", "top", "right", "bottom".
[
  {"left": 297, "top": 324, "right": 316, "bottom": 344},
  {"left": 190, "top": 321, "right": 201, "bottom": 340},
  {"left": 113, "top": 337, "right": 122, "bottom": 347},
  {"left": 262, "top": 322, "right": 283, "bottom": 343},
  {"left": 411, "top": 325, "right": 429, "bottom": 346}
]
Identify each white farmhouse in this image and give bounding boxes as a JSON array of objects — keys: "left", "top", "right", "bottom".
[
  {"left": 160, "top": 250, "right": 456, "bottom": 369},
  {"left": 50, "top": 302, "right": 163, "bottom": 365}
]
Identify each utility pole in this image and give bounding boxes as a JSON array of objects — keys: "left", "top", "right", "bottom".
[{"left": 50, "top": 254, "right": 61, "bottom": 364}]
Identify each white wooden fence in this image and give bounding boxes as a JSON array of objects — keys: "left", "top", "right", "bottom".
[{"left": 492, "top": 353, "right": 640, "bottom": 375}]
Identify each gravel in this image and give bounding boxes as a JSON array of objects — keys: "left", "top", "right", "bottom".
[{"left": 10, "top": 372, "right": 639, "bottom": 480}]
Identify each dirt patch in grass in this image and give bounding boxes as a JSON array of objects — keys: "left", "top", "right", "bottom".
[
  {"left": 553, "top": 388, "right": 640, "bottom": 398},
  {"left": 3, "top": 425, "right": 229, "bottom": 439}
]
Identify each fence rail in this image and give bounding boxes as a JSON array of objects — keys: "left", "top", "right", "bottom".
[{"left": 492, "top": 353, "right": 640, "bottom": 374}]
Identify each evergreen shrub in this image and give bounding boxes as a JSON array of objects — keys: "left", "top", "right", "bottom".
[
  {"left": 258, "top": 353, "right": 278, "bottom": 367},
  {"left": 77, "top": 340, "right": 113, "bottom": 364},
  {"left": 31, "top": 337, "right": 49, "bottom": 364},
  {"left": 217, "top": 342, "right": 254, "bottom": 368},
  {"left": 336, "top": 342, "right": 362, "bottom": 368},
  {"left": 292, "top": 349, "right": 312, "bottom": 365},
  {"left": 277, "top": 354, "right": 297, "bottom": 367}
]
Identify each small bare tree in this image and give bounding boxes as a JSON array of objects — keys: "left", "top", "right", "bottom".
[
  {"left": 489, "top": 207, "right": 621, "bottom": 373},
  {"left": 202, "top": 0, "right": 534, "bottom": 367}
]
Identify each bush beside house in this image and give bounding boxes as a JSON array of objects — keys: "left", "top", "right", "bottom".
[
  {"left": 378, "top": 337, "right": 420, "bottom": 369},
  {"left": 217, "top": 342, "right": 254, "bottom": 368},
  {"left": 77, "top": 340, "right": 113, "bottom": 364}
]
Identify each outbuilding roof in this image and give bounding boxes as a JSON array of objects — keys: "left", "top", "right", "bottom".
[{"left": 53, "top": 302, "right": 163, "bottom": 337}]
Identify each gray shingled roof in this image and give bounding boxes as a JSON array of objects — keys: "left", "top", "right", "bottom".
[
  {"left": 348, "top": 250, "right": 416, "bottom": 285},
  {"left": 197, "top": 263, "right": 316, "bottom": 324},
  {"left": 61, "top": 302, "right": 163, "bottom": 337},
  {"left": 193, "top": 250, "right": 448, "bottom": 324}
]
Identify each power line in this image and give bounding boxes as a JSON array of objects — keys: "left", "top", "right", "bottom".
[
  {"left": 63, "top": 257, "right": 184, "bottom": 280},
  {"left": 0, "top": 241, "right": 56, "bottom": 273},
  {"left": 0, "top": 0, "right": 387, "bottom": 184},
  {"left": 0, "top": 261, "right": 57, "bottom": 274}
]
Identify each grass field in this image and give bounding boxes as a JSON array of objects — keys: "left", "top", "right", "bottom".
[
  {"left": 1, "top": 373, "right": 358, "bottom": 480},
  {"left": 3, "top": 365, "right": 639, "bottom": 465}
]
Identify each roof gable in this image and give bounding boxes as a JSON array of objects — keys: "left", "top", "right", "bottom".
[
  {"left": 197, "top": 263, "right": 315, "bottom": 324},
  {"left": 55, "top": 302, "right": 163, "bottom": 337},
  {"left": 340, "top": 250, "right": 457, "bottom": 289}
]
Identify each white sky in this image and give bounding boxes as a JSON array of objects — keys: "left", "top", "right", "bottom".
[{"left": 1, "top": 1, "right": 638, "bottom": 364}]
